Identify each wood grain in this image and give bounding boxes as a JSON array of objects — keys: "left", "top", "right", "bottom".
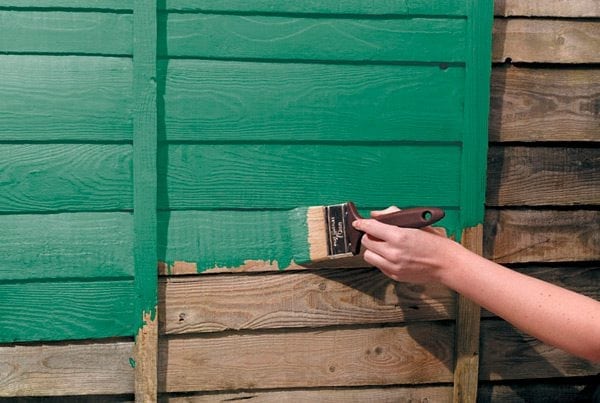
[
  {"left": 0, "top": 56, "right": 132, "bottom": 141},
  {"left": 0, "top": 0, "right": 133, "bottom": 9},
  {"left": 162, "top": 0, "right": 467, "bottom": 16},
  {"left": 493, "top": 19, "right": 600, "bottom": 63},
  {"left": 484, "top": 209, "right": 600, "bottom": 264},
  {"left": 159, "top": 324, "right": 455, "bottom": 392},
  {"left": 494, "top": 0, "right": 600, "bottom": 17},
  {"left": 0, "top": 340, "right": 134, "bottom": 397},
  {"left": 161, "top": 14, "right": 466, "bottom": 62},
  {"left": 487, "top": 147, "right": 600, "bottom": 206},
  {"left": 479, "top": 319, "right": 600, "bottom": 381},
  {"left": 161, "top": 60, "right": 465, "bottom": 142},
  {"left": 0, "top": 280, "right": 135, "bottom": 342},
  {"left": 159, "top": 269, "right": 454, "bottom": 334},
  {"left": 0, "top": 212, "right": 133, "bottom": 281},
  {"left": 0, "top": 144, "right": 132, "bottom": 212},
  {"left": 489, "top": 67, "right": 600, "bottom": 142},
  {"left": 0, "top": 11, "right": 132, "bottom": 55},
  {"left": 159, "top": 144, "right": 461, "bottom": 209}
]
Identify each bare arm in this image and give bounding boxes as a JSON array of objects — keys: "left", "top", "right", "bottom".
[{"left": 353, "top": 212, "right": 600, "bottom": 362}]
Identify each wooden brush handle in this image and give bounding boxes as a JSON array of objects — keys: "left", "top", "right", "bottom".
[{"left": 374, "top": 207, "right": 445, "bottom": 228}]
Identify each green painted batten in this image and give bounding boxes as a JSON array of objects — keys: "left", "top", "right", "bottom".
[{"left": 0, "top": 0, "right": 133, "bottom": 9}]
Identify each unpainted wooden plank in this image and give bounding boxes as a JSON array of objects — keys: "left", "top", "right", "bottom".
[
  {"left": 161, "top": 14, "right": 466, "bottom": 62},
  {"left": 0, "top": 144, "right": 132, "bottom": 213},
  {"left": 0, "top": 212, "right": 133, "bottom": 281},
  {"left": 0, "top": 280, "right": 135, "bottom": 343},
  {"left": 0, "top": 11, "right": 132, "bottom": 55},
  {"left": 493, "top": 19, "right": 600, "bottom": 63},
  {"left": 0, "top": 56, "right": 132, "bottom": 141},
  {"left": 494, "top": 0, "right": 600, "bottom": 17},
  {"left": 163, "top": 386, "right": 453, "bottom": 402},
  {"left": 479, "top": 319, "right": 600, "bottom": 381},
  {"left": 489, "top": 66, "right": 600, "bottom": 142},
  {"left": 162, "top": 0, "right": 467, "bottom": 15},
  {"left": 160, "top": 269, "right": 454, "bottom": 334},
  {"left": 159, "top": 144, "right": 461, "bottom": 210},
  {"left": 487, "top": 147, "right": 600, "bottom": 206},
  {"left": 0, "top": 0, "right": 133, "bottom": 9},
  {"left": 484, "top": 209, "right": 600, "bottom": 264},
  {"left": 0, "top": 341, "right": 134, "bottom": 397},
  {"left": 161, "top": 60, "right": 465, "bottom": 142},
  {"left": 159, "top": 323, "right": 455, "bottom": 392}
]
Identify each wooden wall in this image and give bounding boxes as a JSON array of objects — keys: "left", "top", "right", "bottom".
[{"left": 1, "top": 1, "right": 599, "bottom": 402}]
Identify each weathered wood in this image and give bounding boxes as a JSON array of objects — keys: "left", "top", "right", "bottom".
[
  {"left": 164, "top": 386, "right": 454, "bottom": 402},
  {"left": 0, "top": 144, "right": 132, "bottom": 213},
  {"left": 484, "top": 209, "right": 600, "bottom": 264},
  {"left": 494, "top": 0, "right": 600, "bottom": 17},
  {"left": 161, "top": 14, "right": 466, "bottom": 62},
  {"left": 159, "top": 269, "right": 454, "bottom": 334},
  {"left": 0, "top": 340, "right": 134, "bottom": 396},
  {"left": 0, "top": 212, "right": 133, "bottom": 281},
  {"left": 0, "top": 56, "right": 132, "bottom": 141},
  {"left": 160, "top": 144, "right": 461, "bottom": 210},
  {"left": 161, "top": 60, "right": 464, "bottom": 142},
  {"left": 0, "top": 11, "right": 132, "bottom": 55},
  {"left": 134, "top": 313, "right": 158, "bottom": 403},
  {"left": 0, "top": 280, "right": 135, "bottom": 342},
  {"left": 487, "top": 147, "right": 600, "bottom": 206},
  {"left": 159, "top": 323, "right": 455, "bottom": 392},
  {"left": 489, "top": 67, "right": 600, "bottom": 142},
  {"left": 493, "top": 19, "right": 600, "bottom": 63},
  {"left": 162, "top": 0, "right": 467, "bottom": 15},
  {"left": 479, "top": 319, "right": 600, "bottom": 381},
  {"left": 453, "top": 226, "right": 482, "bottom": 403}
]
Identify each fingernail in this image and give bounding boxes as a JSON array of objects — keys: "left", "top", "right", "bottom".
[{"left": 352, "top": 219, "right": 361, "bottom": 229}]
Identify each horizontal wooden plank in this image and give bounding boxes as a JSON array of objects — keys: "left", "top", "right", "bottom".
[
  {"left": 0, "top": 212, "right": 133, "bottom": 281},
  {"left": 480, "top": 319, "right": 600, "bottom": 381},
  {"left": 158, "top": 209, "right": 460, "bottom": 273},
  {"left": 486, "top": 147, "right": 600, "bottom": 206},
  {"left": 160, "top": 269, "right": 454, "bottom": 334},
  {"left": 493, "top": 19, "right": 600, "bottom": 63},
  {"left": 494, "top": 0, "right": 600, "bottom": 17},
  {"left": 489, "top": 66, "right": 600, "bottom": 142},
  {"left": 162, "top": 60, "right": 464, "bottom": 142},
  {"left": 0, "top": 11, "right": 132, "bottom": 55},
  {"left": 159, "top": 144, "right": 461, "bottom": 210},
  {"left": 0, "top": 280, "right": 135, "bottom": 342},
  {"left": 159, "top": 323, "right": 455, "bottom": 392},
  {"left": 161, "top": 14, "right": 466, "bottom": 62},
  {"left": 0, "top": 144, "right": 132, "bottom": 213},
  {"left": 0, "top": 340, "right": 134, "bottom": 397},
  {"left": 484, "top": 209, "right": 600, "bottom": 264},
  {"left": 0, "top": 56, "right": 132, "bottom": 141},
  {"left": 0, "top": 0, "right": 132, "bottom": 9},
  {"left": 162, "top": 0, "right": 467, "bottom": 15},
  {"left": 164, "top": 386, "right": 453, "bottom": 402}
]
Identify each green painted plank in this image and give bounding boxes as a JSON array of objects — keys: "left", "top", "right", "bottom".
[
  {"left": 158, "top": 144, "right": 461, "bottom": 209},
  {"left": 0, "top": 213, "right": 134, "bottom": 281},
  {"left": 161, "top": 60, "right": 464, "bottom": 142},
  {"left": 0, "top": 280, "right": 135, "bottom": 342},
  {"left": 0, "top": 0, "right": 133, "bottom": 9},
  {"left": 161, "top": 14, "right": 466, "bottom": 62},
  {"left": 162, "top": 0, "right": 467, "bottom": 16},
  {"left": 158, "top": 209, "right": 460, "bottom": 271},
  {"left": 0, "top": 11, "right": 132, "bottom": 55},
  {"left": 0, "top": 56, "right": 132, "bottom": 141},
  {"left": 0, "top": 144, "right": 132, "bottom": 212}
]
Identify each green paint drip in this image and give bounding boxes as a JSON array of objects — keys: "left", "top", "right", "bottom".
[{"left": 129, "top": 357, "right": 137, "bottom": 368}]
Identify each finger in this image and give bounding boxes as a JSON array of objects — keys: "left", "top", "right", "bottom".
[
  {"left": 352, "top": 218, "right": 399, "bottom": 242},
  {"left": 370, "top": 206, "right": 400, "bottom": 218},
  {"left": 423, "top": 226, "right": 447, "bottom": 237},
  {"left": 360, "top": 233, "right": 397, "bottom": 262}
]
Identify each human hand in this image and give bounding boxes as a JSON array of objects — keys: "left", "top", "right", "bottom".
[{"left": 352, "top": 206, "right": 452, "bottom": 283}]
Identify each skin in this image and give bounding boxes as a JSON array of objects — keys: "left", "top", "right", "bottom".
[{"left": 352, "top": 207, "right": 600, "bottom": 363}]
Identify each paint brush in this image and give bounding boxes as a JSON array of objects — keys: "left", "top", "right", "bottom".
[{"left": 305, "top": 201, "right": 444, "bottom": 262}]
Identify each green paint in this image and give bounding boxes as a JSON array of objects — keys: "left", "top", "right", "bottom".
[{"left": 129, "top": 357, "right": 137, "bottom": 368}]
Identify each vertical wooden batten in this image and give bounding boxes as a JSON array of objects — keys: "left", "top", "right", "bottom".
[{"left": 133, "top": 0, "right": 158, "bottom": 402}]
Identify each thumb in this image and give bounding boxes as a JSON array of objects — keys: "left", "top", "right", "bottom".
[{"left": 370, "top": 206, "right": 401, "bottom": 218}]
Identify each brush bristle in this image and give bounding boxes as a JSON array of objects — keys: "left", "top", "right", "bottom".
[{"left": 306, "top": 206, "right": 329, "bottom": 261}]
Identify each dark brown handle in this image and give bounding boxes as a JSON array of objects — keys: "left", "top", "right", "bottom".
[{"left": 374, "top": 207, "right": 445, "bottom": 228}]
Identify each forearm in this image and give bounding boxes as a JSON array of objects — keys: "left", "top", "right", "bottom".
[{"left": 438, "top": 241, "right": 600, "bottom": 362}]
